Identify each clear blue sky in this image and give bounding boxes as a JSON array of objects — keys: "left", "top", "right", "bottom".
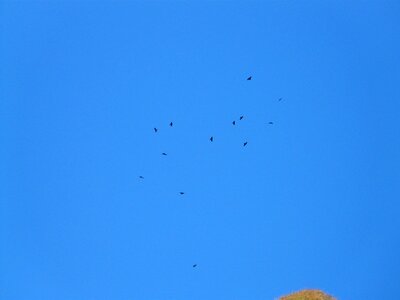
[{"left": 1, "top": 1, "right": 399, "bottom": 299}]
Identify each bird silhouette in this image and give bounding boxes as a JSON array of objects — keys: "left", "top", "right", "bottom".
[
  {"left": 240, "top": 115, "right": 244, "bottom": 120},
  {"left": 169, "top": 122, "right": 173, "bottom": 127},
  {"left": 162, "top": 152, "right": 167, "bottom": 156},
  {"left": 247, "top": 76, "right": 252, "bottom": 80},
  {"left": 268, "top": 122, "right": 274, "bottom": 125},
  {"left": 192, "top": 264, "right": 197, "bottom": 268},
  {"left": 278, "top": 97, "right": 282, "bottom": 101},
  {"left": 243, "top": 142, "right": 248, "bottom": 146},
  {"left": 154, "top": 127, "right": 158, "bottom": 133},
  {"left": 180, "top": 192, "right": 185, "bottom": 195},
  {"left": 139, "top": 176, "right": 144, "bottom": 179},
  {"left": 210, "top": 136, "right": 214, "bottom": 142},
  {"left": 232, "top": 120, "right": 236, "bottom": 125}
]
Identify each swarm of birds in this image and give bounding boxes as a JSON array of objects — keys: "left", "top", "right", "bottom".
[{"left": 138, "top": 75, "right": 284, "bottom": 269}]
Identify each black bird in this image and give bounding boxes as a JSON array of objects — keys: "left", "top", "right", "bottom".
[
  {"left": 154, "top": 127, "right": 158, "bottom": 133},
  {"left": 139, "top": 176, "right": 144, "bottom": 179},
  {"left": 180, "top": 192, "right": 185, "bottom": 195},
  {"left": 232, "top": 120, "right": 236, "bottom": 125},
  {"left": 169, "top": 122, "right": 173, "bottom": 127},
  {"left": 268, "top": 122, "right": 274, "bottom": 125},
  {"left": 243, "top": 141, "right": 248, "bottom": 146},
  {"left": 162, "top": 152, "right": 167, "bottom": 156},
  {"left": 193, "top": 264, "right": 197, "bottom": 268},
  {"left": 240, "top": 115, "right": 244, "bottom": 120},
  {"left": 210, "top": 136, "right": 214, "bottom": 142},
  {"left": 247, "top": 76, "right": 252, "bottom": 80}
]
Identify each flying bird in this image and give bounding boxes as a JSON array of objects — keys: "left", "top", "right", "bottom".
[
  {"left": 243, "top": 141, "right": 248, "bottom": 146},
  {"left": 162, "top": 152, "right": 167, "bottom": 156},
  {"left": 232, "top": 120, "right": 236, "bottom": 125},
  {"left": 278, "top": 97, "right": 282, "bottom": 101},
  {"left": 239, "top": 115, "right": 244, "bottom": 120},
  {"left": 210, "top": 136, "right": 214, "bottom": 142},
  {"left": 247, "top": 76, "right": 252, "bottom": 80},
  {"left": 268, "top": 122, "right": 274, "bottom": 125},
  {"left": 192, "top": 264, "right": 197, "bottom": 268},
  {"left": 154, "top": 127, "right": 158, "bottom": 133},
  {"left": 169, "top": 122, "right": 173, "bottom": 127},
  {"left": 139, "top": 176, "right": 144, "bottom": 179},
  {"left": 180, "top": 192, "right": 185, "bottom": 195}
]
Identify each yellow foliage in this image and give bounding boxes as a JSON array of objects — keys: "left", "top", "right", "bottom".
[{"left": 279, "top": 289, "right": 336, "bottom": 300}]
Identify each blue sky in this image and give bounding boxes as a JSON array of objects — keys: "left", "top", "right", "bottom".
[{"left": 1, "top": 1, "right": 399, "bottom": 299}]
